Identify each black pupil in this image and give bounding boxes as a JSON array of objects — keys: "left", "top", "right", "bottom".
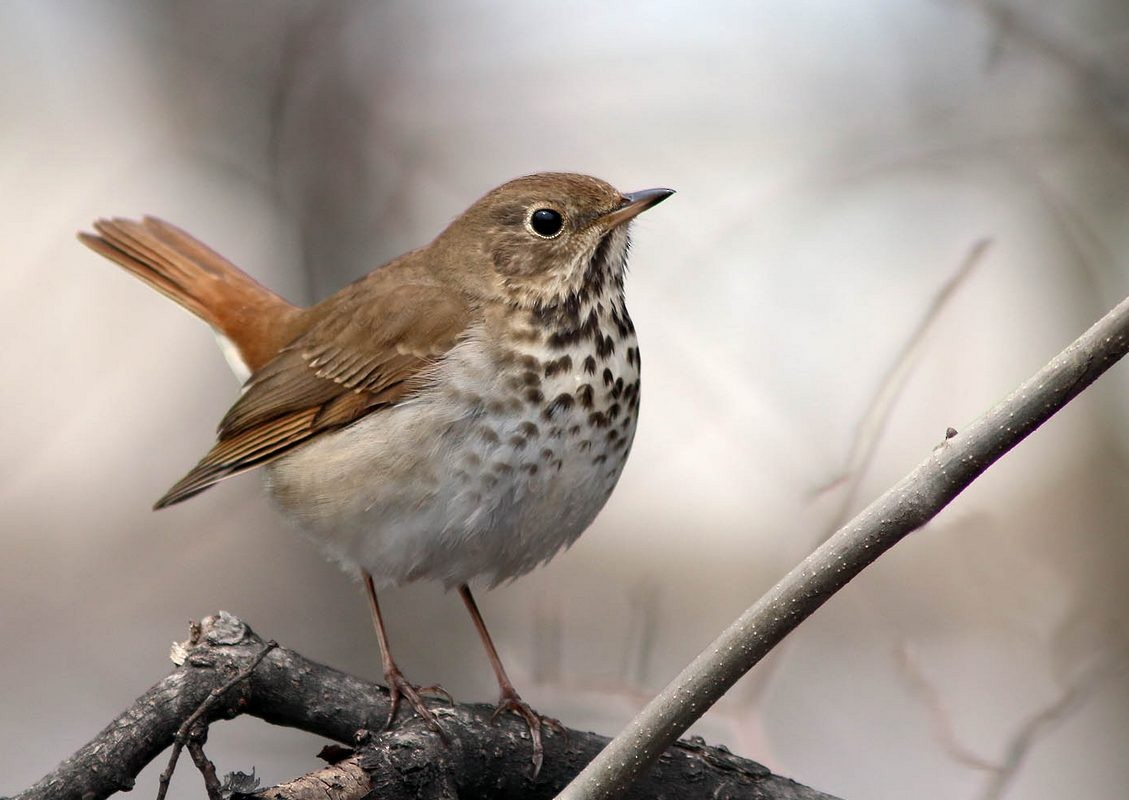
[{"left": 530, "top": 208, "right": 563, "bottom": 237}]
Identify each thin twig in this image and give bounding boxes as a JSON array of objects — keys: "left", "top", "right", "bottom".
[
  {"left": 978, "top": 652, "right": 1127, "bottom": 800},
  {"left": 155, "top": 639, "right": 277, "bottom": 800},
  {"left": 895, "top": 643, "right": 998, "bottom": 772},
  {"left": 556, "top": 292, "right": 1129, "bottom": 800},
  {"left": 186, "top": 739, "right": 224, "bottom": 800},
  {"left": 812, "top": 237, "right": 991, "bottom": 538},
  {"left": 742, "top": 238, "right": 990, "bottom": 717}
]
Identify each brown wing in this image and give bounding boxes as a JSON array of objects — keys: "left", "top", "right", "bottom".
[{"left": 155, "top": 283, "right": 472, "bottom": 508}]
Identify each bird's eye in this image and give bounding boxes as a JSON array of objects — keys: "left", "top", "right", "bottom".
[{"left": 528, "top": 208, "right": 564, "bottom": 238}]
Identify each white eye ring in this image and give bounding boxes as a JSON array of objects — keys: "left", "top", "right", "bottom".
[{"left": 526, "top": 207, "right": 565, "bottom": 239}]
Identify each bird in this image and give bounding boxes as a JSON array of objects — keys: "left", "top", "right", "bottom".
[{"left": 79, "top": 172, "right": 672, "bottom": 773}]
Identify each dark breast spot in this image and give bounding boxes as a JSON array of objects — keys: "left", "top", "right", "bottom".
[
  {"left": 624, "top": 381, "right": 641, "bottom": 409},
  {"left": 581, "top": 310, "right": 600, "bottom": 339},
  {"left": 542, "top": 392, "right": 576, "bottom": 420},
  {"left": 543, "top": 355, "right": 573, "bottom": 378},
  {"left": 519, "top": 421, "right": 539, "bottom": 438},
  {"left": 610, "top": 307, "right": 630, "bottom": 338},
  {"left": 547, "top": 327, "right": 580, "bottom": 349}
]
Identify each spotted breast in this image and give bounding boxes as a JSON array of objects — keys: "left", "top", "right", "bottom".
[{"left": 263, "top": 224, "right": 641, "bottom": 588}]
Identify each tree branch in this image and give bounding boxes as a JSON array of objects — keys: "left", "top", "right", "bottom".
[
  {"left": 10, "top": 612, "right": 839, "bottom": 800},
  {"left": 557, "top": 294, "right": 1129, "bottom": 800}
]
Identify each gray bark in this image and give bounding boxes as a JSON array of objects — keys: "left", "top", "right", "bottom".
[{"left": 9, "top": 612, "right": 840, "bottom": 800}]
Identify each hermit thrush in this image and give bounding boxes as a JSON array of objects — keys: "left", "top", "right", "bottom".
[{"left": 80, "top": 173, "right": 672, "bottom": 773}]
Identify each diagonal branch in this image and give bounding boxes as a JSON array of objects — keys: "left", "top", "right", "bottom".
[{"left": 556, "top": 292, "right": 1129, "bottom": 800}]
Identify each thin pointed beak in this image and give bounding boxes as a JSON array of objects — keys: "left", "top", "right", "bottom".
[{"left": 599, "top": 187, "right": 675, "bottom": 228}]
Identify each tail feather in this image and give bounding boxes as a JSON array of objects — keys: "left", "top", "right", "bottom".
[{"left": 78, "top": 216, "right": 303, "bottom": 373}]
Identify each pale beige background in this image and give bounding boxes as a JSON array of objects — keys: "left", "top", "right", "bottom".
[{"left": 3, "top": 2, "right": 1129, "bottom": 799}]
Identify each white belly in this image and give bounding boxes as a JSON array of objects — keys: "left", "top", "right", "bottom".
[{"left": 263, "top": 332, "right": 640, "bottom": 588}]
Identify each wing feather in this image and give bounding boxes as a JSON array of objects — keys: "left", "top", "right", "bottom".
[{"left": 156, "top": 283, "right": 473, "bottom": 508}]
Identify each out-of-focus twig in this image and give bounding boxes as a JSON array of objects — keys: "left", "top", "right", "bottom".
[
  {"left": 895, "top": 643, "right": 1000, "bottom": 772},
  {"left": 978, "top": 651, "right": 1127, "bottom": 800},
  {"left": 741, "top": 238, "right": 990, "bottom": 726},
  {"left": 813, "top": 238, "right": 992, "bottom": 541},
  {"left": 899, "top": 606, "right": 1129, "bottom": 800}
]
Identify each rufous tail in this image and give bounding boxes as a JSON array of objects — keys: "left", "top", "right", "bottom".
[{"left": 78, "top": 216, "right": 303, "bottom": 373}]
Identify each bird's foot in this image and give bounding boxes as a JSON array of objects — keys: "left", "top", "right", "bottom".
[
  {"left": 383, "top": 665, "right": 448, "bottom": 738},
  {"left": 491, "top": 686, "right": 565, "bottom": 779}
]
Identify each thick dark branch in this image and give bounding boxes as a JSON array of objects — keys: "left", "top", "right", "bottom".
[
  {"left": 558, "top": 295, "right": 1129, "bottom": 800},
  {"left": 11, "top": 612, "right": 839, "bottom": 800}
]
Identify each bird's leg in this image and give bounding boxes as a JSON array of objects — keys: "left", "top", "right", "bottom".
[
  {"left": 362, "top": 572, "right": 448, "bottom": 734},
  {"left": 458, "top": 583, "right": 563, "bottom": 777}
]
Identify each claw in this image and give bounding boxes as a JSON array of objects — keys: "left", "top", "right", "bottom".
[
  {"left": 492, "top": 686, "right": 560, "bottom": 779},
  {"left": 417, "top": 683, "right": 454, "bottom": 704},
  {"left": 383, "top": 665, "right": 446, "bottom": 739}
]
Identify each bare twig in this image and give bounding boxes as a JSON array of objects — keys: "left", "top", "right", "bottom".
[
  {"left": 895, "top": 644, "right": 998, "bottom": 772},
  {"left": 978, "top": 652, "right": 1127, "bottom": 800},
  {"left": 155, "top": 639, "right": 277, "bottom": 800},
  {"left": 813, "top": 238, "right": 990, "bottom": 537},
  {"left": 898, "top": 629, "right": 1129, "bottom": 800},
  {"left": 186, "top": 740, "right": 224, "bottom": 800},
  {"left": 728, "top": 240, "right": 990, "bottom": 721},
  {"left": 555, "top": 292, "right": 1129, "bottom": 800}
]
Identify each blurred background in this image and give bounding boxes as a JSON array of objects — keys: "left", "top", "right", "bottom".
[{"left": 3, "top": 1, "right": 1129, "bottom": 798}]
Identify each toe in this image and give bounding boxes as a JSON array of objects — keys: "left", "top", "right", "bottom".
[
  {"left": 383, "top": 669, "right": 446, "bottom": 737},
  {"left": 493, "top": 689, "right": 550, "bottom": 778}
]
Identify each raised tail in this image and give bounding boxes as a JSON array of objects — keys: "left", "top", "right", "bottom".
[{"left": 78, "top": 216, "right": 303, "bottom": 375}]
